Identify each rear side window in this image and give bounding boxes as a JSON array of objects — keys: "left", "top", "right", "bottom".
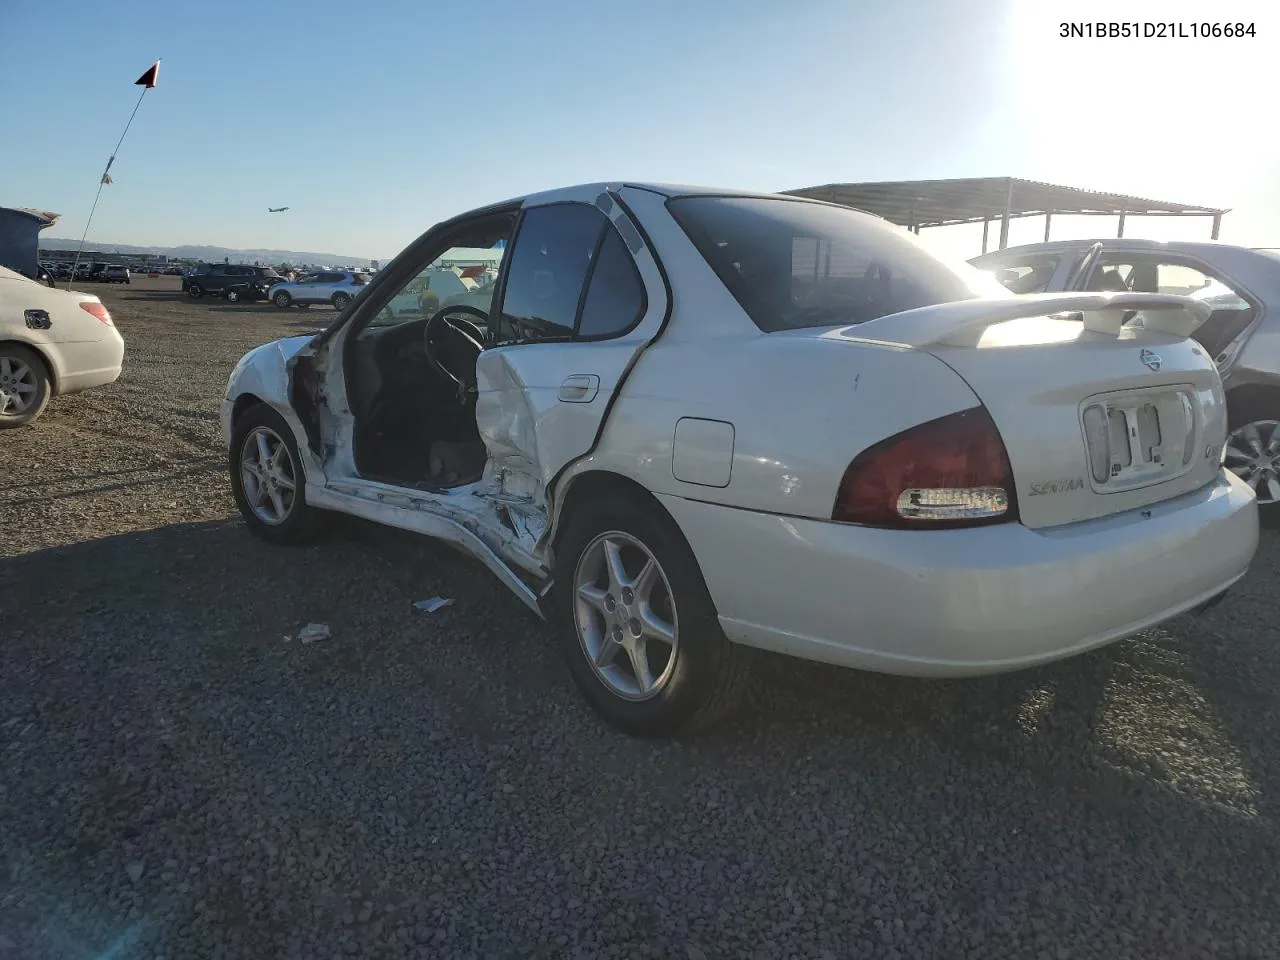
[
  {"left": 1086, "top": 257, "right": 1258, "bottom": 359},
  {"left": 497, "top": 203, "right": 605, "bottom": 341},
  {"left": 668, "top": 196, "right": 1006, "bottom": 332},
  {"left": 982, "top": 256, "right": 1061, "bottom": 293},
  {"left": 578, "top": 227, "right": 645, "bottom": 338}
]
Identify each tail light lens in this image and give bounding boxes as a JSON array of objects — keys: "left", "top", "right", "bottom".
[
  {"left": 353, "top": 275, "right": 366, "bottom": 285},
  {"left": 833, "top": 407, "right": 1017, "bottom": 528},
  {"left": 79, "top": 302, "right": 113, "bottom": 326}
]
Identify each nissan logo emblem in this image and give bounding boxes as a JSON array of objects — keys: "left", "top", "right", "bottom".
[{"left": 1140, "top": 348, "right": 1162, "bottom": 372}]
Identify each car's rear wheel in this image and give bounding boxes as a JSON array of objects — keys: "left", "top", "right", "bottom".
[
  {"left": 228, "top": 403, "right": 324, "bottom": 544},
  {"left": 273, "top": 290, "right": 292, "bottom": 308},
  {"left": 188, "top": 283, "right": 204, "bottom": 298},
  {"left": 1225, "top": 418, "right": 1280, "bottom": 509},
  {"left": 226, "top": 288, "right": 241, "bottom": 303},
  {"left": 332, "top": 292, "right": 351, "bottom": 309},
  {"left": 0, "top": 345, "right": 52, "bottom": 428},
  {"left": 552, "top": 492, "right": 753, "bottom": 737}
]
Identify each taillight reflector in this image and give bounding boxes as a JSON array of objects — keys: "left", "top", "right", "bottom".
[
  {"left": 79, "top": 302, "right": 113, "bottom": 326},
  {"left": 833, "top": 407, "right": 1017, "bottom": 529}
]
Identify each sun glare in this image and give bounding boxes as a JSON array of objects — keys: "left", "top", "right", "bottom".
[{"left": 1005, "top": 0, "right": 1277, "bottom": 208}]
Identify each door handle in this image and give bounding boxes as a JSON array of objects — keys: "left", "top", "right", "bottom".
[{"left": 558, "top": 374, "right": 600, "bottom": 403}]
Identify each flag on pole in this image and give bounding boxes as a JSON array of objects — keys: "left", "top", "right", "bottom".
[
  {"left": 134, "top": 60, "right": 160, "bottom": 88},
  {"left": 68, "top": 59, "right": 160, "bottom": 288}
]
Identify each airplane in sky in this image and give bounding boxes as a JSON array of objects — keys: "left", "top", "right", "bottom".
[{"left": 267, "top": 207, "right": 290, "bottom": 213}]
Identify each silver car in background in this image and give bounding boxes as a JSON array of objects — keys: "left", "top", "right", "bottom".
[
  {"left": 972, "top": 240, "right": 1280, "bottom": 512},
  {"left": 270, "top": 270, "right": 370, "bottom": 310}
]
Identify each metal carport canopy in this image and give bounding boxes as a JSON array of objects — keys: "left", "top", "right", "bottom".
[{"left": 781, "top": 177, "right": 1228, "bottom": 250}]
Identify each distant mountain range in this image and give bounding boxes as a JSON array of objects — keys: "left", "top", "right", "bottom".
[{"left": 38, "top": 237, "right": 376, "bottom": 268}]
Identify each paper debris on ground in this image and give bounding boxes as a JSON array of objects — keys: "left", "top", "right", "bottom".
[
  {"left": 297, "top": 622, "right": 331, "bottom": 644},
  {"left": 413, "top": 597, "right": 454, "bottom": 613}
]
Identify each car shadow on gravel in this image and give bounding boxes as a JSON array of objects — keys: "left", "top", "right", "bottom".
[
  {"left": 6, "top": 518, "right": 1279, "bottom": 956},
  {"left": 6, "top": 514, "right": 1273, "bottom": 830},
  {"left": 95, "top": 288, "right": 187, "bottom": 303}
]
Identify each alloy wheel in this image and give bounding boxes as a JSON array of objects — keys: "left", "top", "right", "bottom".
[
  {"left": 239, "top": 425, "right": 298, "bottom": 524},
  {"left": 572, "top": 531, "right": 679, "bottom": 701},
  {"left": 0, "top": 356, "right": 38, "bottom": 416},
  {"left": 1225, "top": 419, "right": 1280, "bottom": 503}
]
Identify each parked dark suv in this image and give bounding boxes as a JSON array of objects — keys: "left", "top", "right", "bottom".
[
  {"left": 183, "top": 264, "right": 283, "bottom": 301},
  {"left": 103, "top": 265, "right": 131, "bottom": 284}
]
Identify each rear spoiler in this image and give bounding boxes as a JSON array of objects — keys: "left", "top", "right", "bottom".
[{"left": 840, "top": 292, "right": 1211, "bottom": 349}]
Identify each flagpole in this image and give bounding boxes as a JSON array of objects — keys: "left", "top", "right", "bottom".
[{"left": 67, "top": 83, "right": 151, "bottom": 290}]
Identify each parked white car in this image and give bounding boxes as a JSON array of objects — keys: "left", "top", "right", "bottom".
[
  {"left": 383, "top": 269, "right": 501, "bottom": 326},
  {"left": 222, "top": 183, "right": 1258, "bottom": 736},
  {"left": 1, "top": 266, "right": 125, "bottom": 427},
  {"left": 269, "top": 270, "right": 370, "bottom": 310}
]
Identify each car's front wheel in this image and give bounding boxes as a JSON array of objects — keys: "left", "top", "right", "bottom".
[
  {"left": 273, "top": 290, "right": 292, "bottom": 308},
  {"left": 228, "top": 403, "right": 324, "bottom": 544},
  {"left": 332, "top": 292, "right": 351, "bottom": 310},
  {"left": 226, "top": 288, "right": 242, "bottom": 303},
  {"left": 552, "top": 492, "right": 753, "bottom": 737},
  {"left": 0, "top": 345, "right": 51, "bottom": 429}
]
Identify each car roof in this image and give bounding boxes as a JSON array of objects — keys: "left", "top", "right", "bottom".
[
  {"left": 972, "top": 239, "right": 1280, "bottom": 299},
  {"left": 972, "top": 238, "right": 1255, "bottom": 260},
  {"left": 494, "top": 181, "right": 830, "bottom": 210}
]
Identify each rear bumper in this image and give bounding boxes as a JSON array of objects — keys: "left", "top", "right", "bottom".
[
  {"left": 658, "top": 470, "right": 1259, "bottom": 677},
  {"left": 55, "top": 333, "right": 125, "bottom": 395}
]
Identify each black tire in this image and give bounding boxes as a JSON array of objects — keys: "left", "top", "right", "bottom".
[
  {"left": 552, "top": 491, "right": 753, "bottom": 737},
  {"left": 0, "top": 344, "right": 52, "bottom": 428},
  {"left": 228, "top": 403, "right": 325, "bottom": 545},
  {"left": 1225, "top": 394, "right": 1280, "bottom": 523},
  {"left": 226, "top": 288, "right": 241, "bottom": 303},
  {"left": 273, "top": 290, "right": 292, "bottom": 309},
  {"left": 188, "top": 283, "right": 204, "bottom": 299},
  {"left": 332, "top": 292, "right": 351, "bottom": 310}
]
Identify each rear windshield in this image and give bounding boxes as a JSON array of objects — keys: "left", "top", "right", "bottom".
[{"left": 667, "top": 196, "right": 1007, "bottom": 332}]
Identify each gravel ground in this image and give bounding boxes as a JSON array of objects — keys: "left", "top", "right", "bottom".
[{"left": 2, "top": 277, "right": 1279, "bottom": 959}]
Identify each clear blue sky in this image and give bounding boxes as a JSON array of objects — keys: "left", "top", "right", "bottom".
[{"left": 3, "top": 0, "right": 1276, "bottom": 262}]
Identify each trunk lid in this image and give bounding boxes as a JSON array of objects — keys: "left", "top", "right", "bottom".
[{"left": 834, "top": 293, "right": 1230, "bottom": 529}]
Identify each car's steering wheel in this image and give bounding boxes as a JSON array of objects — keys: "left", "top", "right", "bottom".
[{"left": 423, "top": 305, "right": 488, "bottom": 401}]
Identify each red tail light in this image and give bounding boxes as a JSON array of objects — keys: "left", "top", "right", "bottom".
[
  {"left": 833, "top": 407, "right": 1018, "bottom": 529},
  {"left": 79, "top": 302, "right": 113, "bottom": 326},
  {"left": 353, "top": 275, "right": 366, "bottom": 285}
]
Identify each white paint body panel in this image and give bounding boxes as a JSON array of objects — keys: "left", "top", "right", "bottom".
[
  {"left": 927, "top": 327, "right": 1227, "bottom": 528},
  {"left": 660, "top": 471, "right": 1256, "bottom": 675},
  {"left": 0, "top": 269, "right": 125, "bottom": 395},
  {"left": 672, "top": 418, "right": 734, "bottom": 487},
  {"left": 221, "top": 182, "right": 1260, "bottom": 680}
]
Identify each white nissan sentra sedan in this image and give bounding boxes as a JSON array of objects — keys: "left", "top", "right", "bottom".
[
  {"left": 221, "top": 183, "right": 1259, "bottom": 736},
  {"left": 1, "top": 266, "right": 125, "bottom": 427}
]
